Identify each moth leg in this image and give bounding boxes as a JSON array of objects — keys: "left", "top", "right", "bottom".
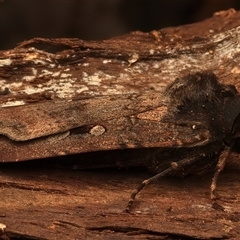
[
  {"left": 210, "top": 146, "right": 231, "bottom": 200},
  {"left": 125, "top": 156, "right": 200, "bottom": 212}
]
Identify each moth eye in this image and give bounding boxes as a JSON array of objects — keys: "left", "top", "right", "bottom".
[{"left": 221, "top": 84, "right": 238, "bottom": 97}]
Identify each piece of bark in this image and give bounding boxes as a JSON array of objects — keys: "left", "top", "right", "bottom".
[
  {"left": 1, "top": 9, "right": 240, "bottom": 162},
  {"left": 1, "top": 8, "right": 240, "bottom": 239},
  {"left": 1, "top": 155, "right": 240, "bottom": 239}
]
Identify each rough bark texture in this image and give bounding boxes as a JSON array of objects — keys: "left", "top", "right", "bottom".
[
  {"left": 1, "top": 156, "right": 240, "bottom": 239},
  {"left": 1, "top": 8, "right": 240, "bottom": 239}
]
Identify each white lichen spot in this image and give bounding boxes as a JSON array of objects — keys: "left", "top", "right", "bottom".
[
  {"left": 128, "top": 53, "right": 139, "bottom": 64},
  {"left": 163, "top": 59, "right": 177, "bottom": 70},
  {"left": 24, "top": 85, "right": 42, "bottom": 95},
  {"left": 103, "top": 59, "right": 112, "bottom": 64},
  {"left": 1, "top": 100, "right": 25, "bottom": 107},
  {"left": 76, "top": 86, "right": 89, "bottom": 93},
  {"left": 104, "top": 88, "right": 124, "bottom": 95},
  {"left": 82, "top": 72, "right": 88, "bottom": 77},
  {"left": 49, "top": 64, "right": 56, "bottom": 68},
  {"left": 231, "top": 66, "right": 240, "bottom": 74},
  {"left": 171, "top": 162, "right": 178, "bottom": 169},
  {"left": 191, "top": 204, "right": 212, "bottom": 211},
  {"left": 33, "top": 59, "right": 48, "bottom": 65},
  {"left": 32, "top": 68, "right": 37, "bottom": 76},
  {"left": 64, "top": 68, "right": 70, "bottom": 71},
  {"left": 28, "top": 47, "right": 36, "bottom": 51},
  {"left": 119, "top": 73, "right": 130, "bottom": 80},
  {"left": 7, "top": 82, "right": 23, "bottom": 90},
  {"left": 132, "top": 64, "right": 140, "bottom": 69},
  {"left": 22, "top": 75, "right": 35, "bottom": 81},
  {"left": 121, "top": 61, "right": 127, "bottom": 66},
  {"left": 88, "top": 74, "right": 102, "bottom": 86},
  {"left": 0, "top": 59, "right": 12, "bottom": 66},
  {"left": 149, "top": 49, "right": 155, "bottom": 55},
  {"left": 153, "top": 63, "right": 160, "bottom": 68},
  {"left": 61, "top": 73, "right": 72, "bottom": 78},
  {"left": 52, "top": 82, "right": 73, "bottom": 98},
  {"left": 41, "top": 69, "right": 53, "bottom": 75},
  {"left": 52, "top": 71, "right": 61, "bottom": 77},
  {"left": 24, "top": 53, "right": 38, "bottom": 60},
  {"left": 89, "top": 125, "right": 106, "bottom": 136},
  {"left": 0, "top": 223, "right": 6, "bottom": 231},
  {"left": 83, "top": 63, "right": 89, "bottom": 67},
  {"left": 82, "top": 71, "right": 112, "bottom": 86}
]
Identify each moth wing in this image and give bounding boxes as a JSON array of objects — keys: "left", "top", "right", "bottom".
[{"left": 0, "top": 93, "right": 211, "bottom": 162}]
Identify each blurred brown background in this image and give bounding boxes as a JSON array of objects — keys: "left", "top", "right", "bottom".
[{"left": 1, "top": 0, "right": 240, "bottom": 50}]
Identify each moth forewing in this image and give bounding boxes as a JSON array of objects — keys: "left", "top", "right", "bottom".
[
  {"left": 0, "top": 92, "right": 163, "bottom": 141},
  {"left": 0, "top": 104, "right": 211, "bottom": 162}
]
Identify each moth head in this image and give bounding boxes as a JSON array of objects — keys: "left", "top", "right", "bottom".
[
  {"left": 165, "top": 71, "right": 234, "bottom": 106},
  {"left": 164, "top": 71, "right": 240, "bottom": 147}
]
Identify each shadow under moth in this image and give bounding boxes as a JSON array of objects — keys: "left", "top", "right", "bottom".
[{"left": 1, "top": 71, "right": 240, "bottom": 212}]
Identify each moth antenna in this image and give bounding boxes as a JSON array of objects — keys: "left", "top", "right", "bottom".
[
  {"left": 125, "top": 156, "right": 201, "bottom": 212},
  {"left": 210, "top": 146, "right": 231, "bottom": 200}
]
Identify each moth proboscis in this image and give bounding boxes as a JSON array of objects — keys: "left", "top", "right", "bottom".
[{"left": 126, "top": 71, "right": 240, "bottom": 212}]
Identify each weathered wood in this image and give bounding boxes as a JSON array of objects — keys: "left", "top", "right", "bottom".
[
  {"left": 1, "top": 154, "right": 240, "bottom": 239},
  {"left": 1, "top": 9, "right": 240, "bottom": 162},
  {"left": 1, "top": 8, "right": 240, "bottom": 239}
]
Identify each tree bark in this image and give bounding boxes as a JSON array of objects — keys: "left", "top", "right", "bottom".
[{"left": 1, "top": 8, "right": 240, "bottom": 239}]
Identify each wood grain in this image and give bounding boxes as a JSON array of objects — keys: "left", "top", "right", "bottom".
[{"left": 1, "top": 154, "right": 240, "bottom": 239}]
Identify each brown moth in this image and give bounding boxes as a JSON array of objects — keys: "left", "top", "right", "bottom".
[{"left": 1, "top": 71, "right": 240, "bottom": 212}]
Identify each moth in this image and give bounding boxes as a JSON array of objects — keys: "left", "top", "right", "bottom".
[
  {"left": 0, "top": 71, "right": 240, "bottom": 212},
  {"left": 125, "top": 71, "right": 240, "bottom": 211}
]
